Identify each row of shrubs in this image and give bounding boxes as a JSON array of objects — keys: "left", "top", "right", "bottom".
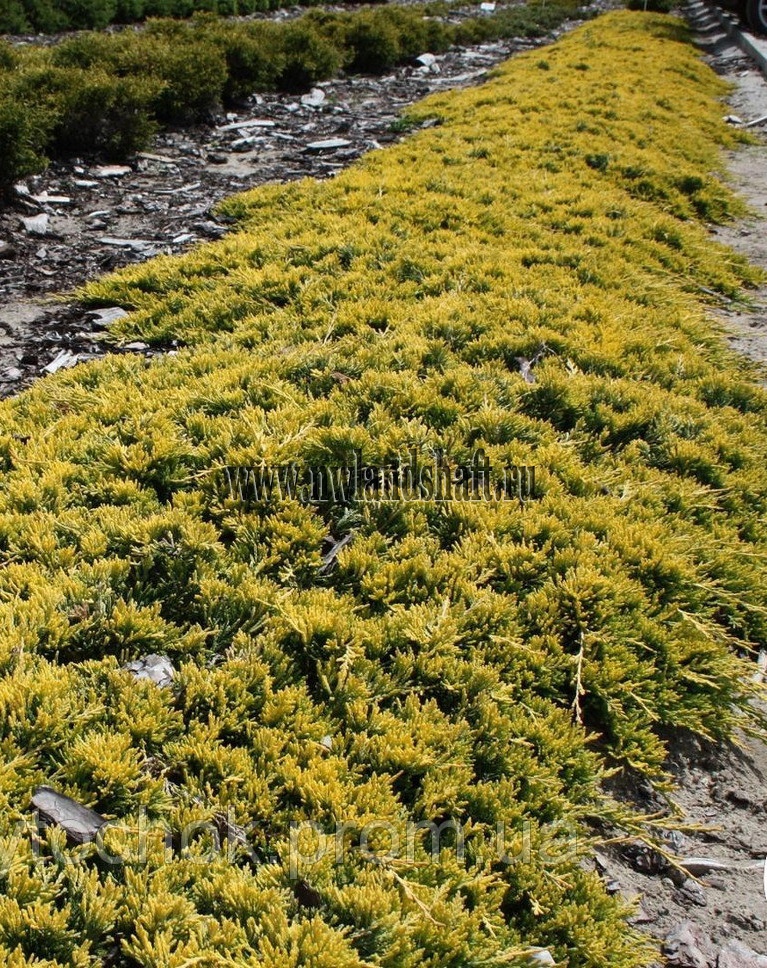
[
  {"left": 0, "top": 0, "right": 584, "bottom": 192},
  {"left": 0, "top": 14, "right": 763, "bottom": 966},
  {"left": 1, "top": 0, "right": 379, "bottom": 37}
]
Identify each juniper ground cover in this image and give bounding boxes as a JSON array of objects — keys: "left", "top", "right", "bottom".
[{"left": 0, "top": 10, "right": 766, "bottom": 966}]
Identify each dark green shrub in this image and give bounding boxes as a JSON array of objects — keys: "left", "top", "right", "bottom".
[
  {"left": 56, "top": 0, "right": 117, "bottom": 28},
  {"left": 101, "top": 25, "right": 228, "bottom": 121},
  {"left": 51, "top": 69, "right": 161, "bottom": 156},
  {"left": 208, "top": 22, "right": 285, "bottom": 99},
  {"left": 0, "top": 41, "right": 19, "bottom": 69},
  {"left": 114, "top": 0, "right": 146, "bottom": 22},
  {"left": 0, "top": 1, "right": 30, "bottom": 32},
  {"left": 277, "top": 18, "right": 343, "bottom": 91},
  {"left": 344, "top": 11, "right": 402, "bottom": 74},
  {"left": 627, "top": 0, "right": 674, "bottom": 11},
  {"left": 0, "top": 87, "right": 48, "bottom": 192},
  {"left": 384, "top": 7, "right": 451, "bottom": 58},
  {"left": 51, "top": 31, "right": 116, "bottom": 69},
  {"left": 153, "top": 38, "right": 228, "bottom": 120},
  {"left": 15, "top": 0, "right": 67, "bottom": 31}
]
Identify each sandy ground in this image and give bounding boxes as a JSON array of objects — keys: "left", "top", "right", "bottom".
[{"left": 587, "top": 11, "right": 767, "bottom": 966}]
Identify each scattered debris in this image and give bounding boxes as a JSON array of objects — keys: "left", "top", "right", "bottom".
[
  {"left": 301, "top": 88, "right": 326, "bottom": 107},
  {"left": 124, "top": 653, "right": 175, "bottom": 687},
  {"left": 745, "top": 113, "right": 767, "bottom": 127},
  {"left": 663, "top": 920, "right": 717, "bottom": 968},
  {"left": 319, "top": 532, "right": 353, "bottom": 574},
  {"left": 305, "top": 137, "right": 353, "bottom": 152},
  {"left": 526, "top": 951, "right": 555, "bottom": 966},
  {"left": 42, "top": 350, "right": 79, "bottom": 374},
  {"left": 21, "top": 213, "right": 49, "bottom": 236},
  {"left": 724, "top": 113, "right": 745, "bottom": 124},
  {"left": 87, "top": 306, "right": 129, "bottom": 328},
  {"left": 31, "top": 786, "right": 106, "bottom": 844},
  {"left": 216, "top": 118, "right": 276, "bottom": 132},
  {"left": 31, "top": 191, "right": 72, "bottom": 206},
  {"left": 93, "top": 165, "right": 132, "bottom": 178}
]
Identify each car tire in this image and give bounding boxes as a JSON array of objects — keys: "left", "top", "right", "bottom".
[{"left": 746, "top": 0, "right": 767, "bottom": 33}]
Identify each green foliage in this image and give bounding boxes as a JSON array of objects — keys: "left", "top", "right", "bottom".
[
  {"left": 206, "top": 21, "right": 284, "bottom": 100},
  {"left": 0, "top": 0, "right": 588, "bottom": 189},
  {"left": 0, "top": 12, "right": 764, "bottom": 968},
  {"left": 57, "top": 0, "right": 117, "bottom": 29},
  {"left": 344, "top": 9, "right": 404, "bottom": 74},
  {"left": 627, "top": 0, "right": 675, "bottom": 12},
  {"left": 277, "top": 17, "right": 343, "bottom": 92},
  {"left": 0, "top": 81, "right": 47, "bottom": 192},
  {"left": 18, "top": 64, "right": 160, "bottom": 156}
]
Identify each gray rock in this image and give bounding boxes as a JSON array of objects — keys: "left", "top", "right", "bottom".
[
  {"left": 43, "top": 350, "right": 79, "bottom": 374},
  {"left": 231, "top": 137, "right": 257, "bottom": 151},
  {"left": 301, "top": 88, "right": 326, "bottom": 108},
  {"left": 217, "top": 118, "right": 275, "bottom": 132},
  {"left": 526, "top": 952, "right": 555, "bottom": 966},
  {"left": 93, "top": 165, "right": 132, "bottom": 178},
  {"left": 31, "top": 786, "right": 106, "bottom": 844},
  {"left": 718, "top": 940, "right": 767, "bottom": 967},
  {"left": 87, "top": 307, "right": 129, "bottom": 328},
  {"left": 0, "top": 240, "right": 16, "bottom": 259},
  {"left": 31, "top": 191, "right": 72, "bottom": 206},
  {"left": 97, "top": 237, "right": 154, "bottom": 250},
  {"left": 194, "top": 221, "right": 227, "bottom": 238},
  {"left": 306, "top": 138, "right": 352, "bottom": 152},
  {"left": 664, "top": 921, "right": 716, "bottom": 968},
  {"left": 678, "top": 878, "right": 706, "bottom": 907},
  {"left": 124, "top": 653, "right": 175, "bottom": 687},
  {"left": 21, "top": 213, "right": 50, "bottom": 236}
]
